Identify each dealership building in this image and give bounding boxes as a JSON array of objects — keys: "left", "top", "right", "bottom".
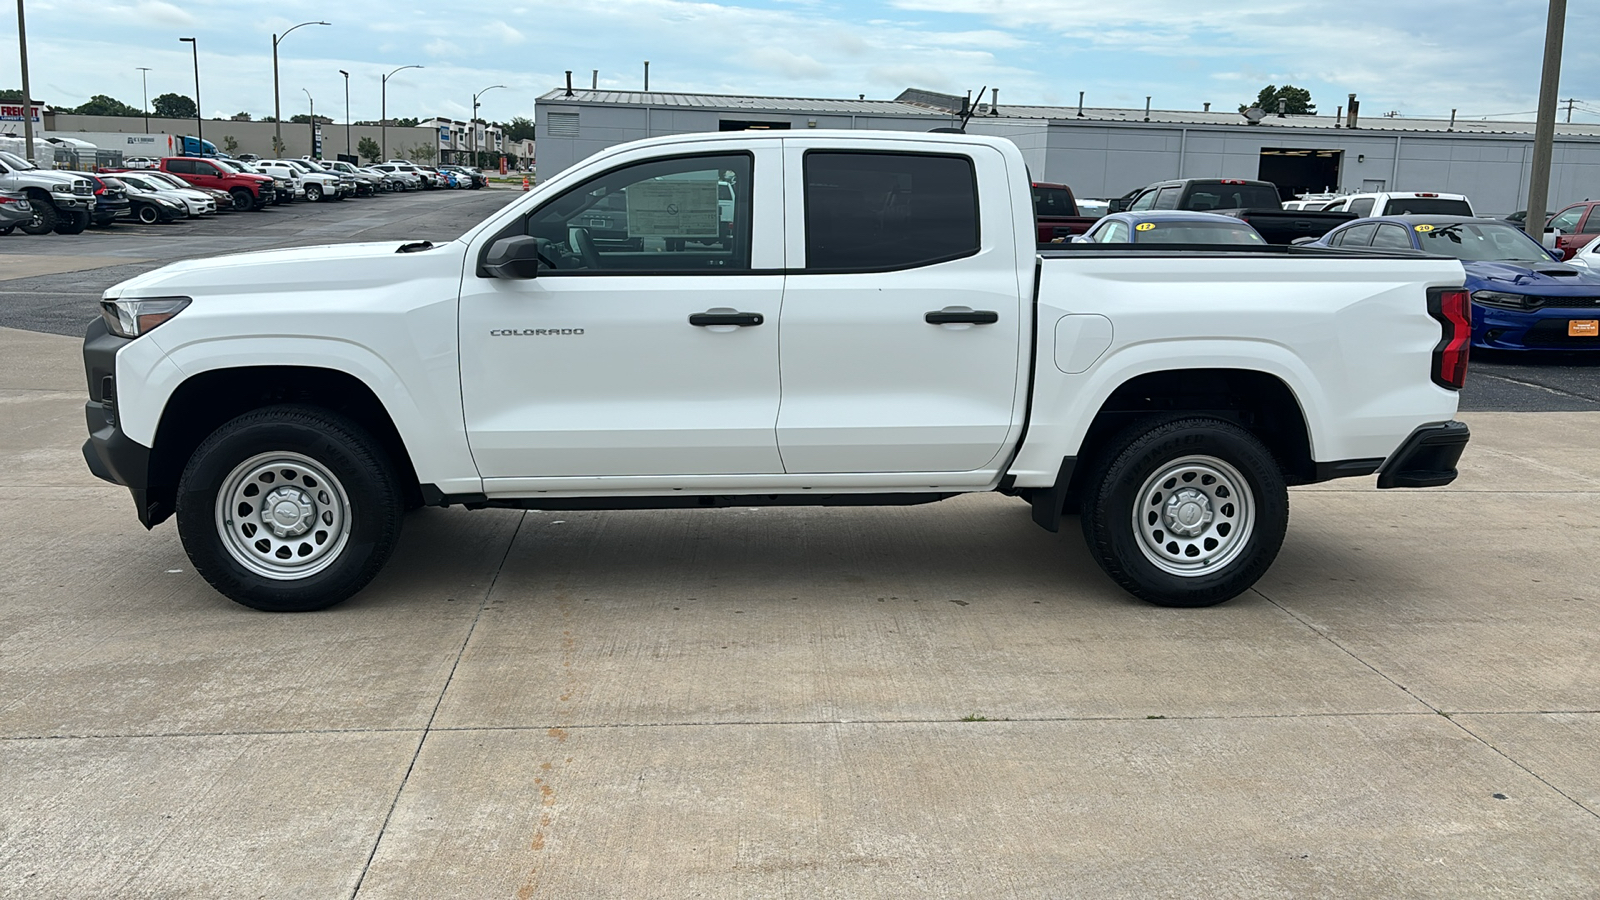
[{"left": 533, "top": 88, "right": 1600, "bottom": 215}]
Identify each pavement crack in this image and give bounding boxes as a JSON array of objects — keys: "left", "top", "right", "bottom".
[
  {"left": 348, "top": 510, "right": 528, "bottom": 900},
  {"left": 1254, "top": 585, "right": 1600, "bottom": 823}
]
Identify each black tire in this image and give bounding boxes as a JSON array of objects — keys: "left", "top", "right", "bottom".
[
  {"left": 20, "top": 200, "right": 57, "bottom": 235},
  {"left": 53, "top": 210, "right": 90, "bottom": 235},
  {"left": 305, "top": 184, "right": 323, "bottom": 202},
  {"left": 0, "top": 224, "right": 13, "bottom": 235},
  {"left": 1079, "top": 416, "right": 1288, "bottom": 608},
  {"left": 230, "top": 188, "right": 254, "bottom": 211},
  {"left": 137, "top": 204, "right": 161, "bottom": 225},
  {"left": 175, "top": 405, "right": 404, "bottom": 612}
]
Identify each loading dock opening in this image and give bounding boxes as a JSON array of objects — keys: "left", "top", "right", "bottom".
[{"left": 1258, "top": 148, "right": 1343, "bottom": 200}]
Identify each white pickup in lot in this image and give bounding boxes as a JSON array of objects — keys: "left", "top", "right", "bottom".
[{"left": 82, "top": 130, "right": 1473, "bottom": 612}]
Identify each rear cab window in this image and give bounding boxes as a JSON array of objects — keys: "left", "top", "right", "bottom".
[
  {"left": 1382, "top": 198, "right": 1473, "bottom": 216},
  {"left": 1182, "top": 182, "right": 1281, "bottom": 211},
  {"left": 802, "top": 151, "right": 978, "bottom": 271}
]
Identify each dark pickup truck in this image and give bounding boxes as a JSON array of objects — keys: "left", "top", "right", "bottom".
[
  {"left": 1112, "top": 178, "right": 1354, "bottom": 245},
  {"left": 1032, "top": 181, "right": 1100, "bottom": 244}
]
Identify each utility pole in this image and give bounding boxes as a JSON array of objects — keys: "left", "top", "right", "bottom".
[
  {"left": 273, "top": 22, "right": 329, "bottom": 160},
  {"left": 644, "top": 60, "right": 649, "bottom": 91},
  {"left": 1562, "top": 97, "right": 1577, "bottom": 123},
  {"left": 339, "top": 70, "right": 350, "bottom": 158},
  {"left": 303, "top": 88, "right": 314, "bottom": 159},
  {"left": 137, "top": 66, "right": 151, "bottom": 134},
  {"left": 179, "top": 37, "right": 201, "bottom": 149},
  {"left": 17, "top": 0, "right": 35, "bottom": 161},
  {"left": 1525, "top": 0, "right": 1566, "bottom": 241}
]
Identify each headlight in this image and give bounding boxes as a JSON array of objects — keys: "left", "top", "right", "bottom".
[
  {"left": 157, "top": 199, "right": 182, "bottom": 210},
  {"left": 1470, "top": 290, "right": 1543, "bottom": 311},
  {"left": 100, "top": 296, "right": 191, "bottom": 338},
  {"left": 51, "top": 182, "right": 72, "bottom": 193}
]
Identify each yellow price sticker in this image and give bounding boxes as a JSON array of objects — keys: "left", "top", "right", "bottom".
[
  {"left": 1135, "top": 222, "right": 1156, "bottom": 232},
  {"left": 1414, "top": 224, "right": 1435, "bottom": 232}
]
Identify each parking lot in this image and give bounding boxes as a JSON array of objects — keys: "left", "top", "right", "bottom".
[{"left": 3, "top": 192, "right": 1600, "bottom": 896}]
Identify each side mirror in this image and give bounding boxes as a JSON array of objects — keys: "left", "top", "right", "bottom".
[
  {"left": 483, "top": 236, "right": 545, "bottom": 280},
  {"left": 1549, "top": 246, "right": 1566, "bottom": 262},
  {"left": 1108, "top": 199, "right": 1130, "bottom": 213}
]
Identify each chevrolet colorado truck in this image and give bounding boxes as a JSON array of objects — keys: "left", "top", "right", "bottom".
[{"left": 82, "top": 131, "right": 1472, "bottom": 612}]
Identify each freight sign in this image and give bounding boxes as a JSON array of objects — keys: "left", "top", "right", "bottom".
[{"left": 0, "top": 104, "right": 44, "bottom": 122}]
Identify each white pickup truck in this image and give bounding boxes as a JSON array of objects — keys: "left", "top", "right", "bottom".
[{"left": 82, "top": 131, "right": 1473, "bottom": 612}]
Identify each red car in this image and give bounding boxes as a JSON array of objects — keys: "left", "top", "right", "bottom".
[
  {"left": 157, "top": 157, "right": 276, "bottom": 211},
  {"left": 1031, "top": 182, "right": 1100, "bottom": 244},
  {"left": 1544, "top": 200, "right": 1600, "bottom": 260}
]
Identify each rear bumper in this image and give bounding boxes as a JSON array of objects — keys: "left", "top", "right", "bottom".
[{"left": 1376, "top": 421, "right": 1470, "bottom": 489}]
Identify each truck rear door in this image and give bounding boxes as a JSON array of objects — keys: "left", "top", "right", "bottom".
[{"left": 775, "top": 139, "right": 1027, "bottom": 475}]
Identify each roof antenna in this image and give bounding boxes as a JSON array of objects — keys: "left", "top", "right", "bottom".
[{"left": 930, "top": 84, "right": 985, "bottom": 133}]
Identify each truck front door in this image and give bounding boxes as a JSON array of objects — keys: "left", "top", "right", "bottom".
[
  {"left": 458, "top": 147, "right": 787, "bottom": 480},
  {"left": 776, "top": 142, "right": 1025, "bottom": 475}
]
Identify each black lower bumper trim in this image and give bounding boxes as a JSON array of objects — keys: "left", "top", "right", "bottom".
[{"left": 1377, "top": 421, "right": 1471, "bottom": 489}]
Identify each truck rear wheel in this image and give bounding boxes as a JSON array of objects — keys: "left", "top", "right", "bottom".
[
  {"left": 175, "top": 405, "right": 404, "bottom": 612},
  {"left": 20, "top": 200, "right": 57, "bottom": 235},
  {"left": 1079, "top": 416, "right": 1287, "bottom": 608}
]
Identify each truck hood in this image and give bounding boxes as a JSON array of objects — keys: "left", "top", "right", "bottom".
[
  {"left": 1464, "top": 260, "right": 1600, "bottom": 295},
  {"left": 104, "top": 240, "right": 467, "bottom": 299}
]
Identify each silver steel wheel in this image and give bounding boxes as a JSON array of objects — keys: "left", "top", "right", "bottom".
[
  {"left": 1132, "top": 455, "right": 1256, "bottom": 577},
  {"left": 214, "top": 451, "right": 352, "bottom": 581}
]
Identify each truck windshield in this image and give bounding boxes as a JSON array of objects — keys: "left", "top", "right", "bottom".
[
  {"left": 1133, "top": 222, "right": 1267, "bottom": 245},
  {"left": 1385, "top": 198, "right": 1473, "bottom": 216},
  {"left": 1417, "top": 223, "right": 1550, "bottom": 262},
  {"left": 1033, "top": 187, "right": 1077, "bottom": 217},
  {"left": 1185, "top": 183, "right": 1281, "bottom": 211},
  {"left": 0, "top": 150, "right": 38, "bottom": 170}
]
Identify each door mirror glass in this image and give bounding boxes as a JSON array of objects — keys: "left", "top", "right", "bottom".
[{"left": 484, "top": 235, "right": 546, "bottom": 279}]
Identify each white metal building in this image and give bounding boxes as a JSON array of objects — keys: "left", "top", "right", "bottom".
[{"left": 534, "top": 88, "right": 1600, "bottom": 215}]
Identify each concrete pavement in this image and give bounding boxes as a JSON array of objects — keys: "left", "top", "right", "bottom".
[{"left": 2, "top": 326, "right": 1598, "bottom": 898}]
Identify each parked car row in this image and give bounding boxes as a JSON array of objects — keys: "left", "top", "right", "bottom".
[{"left": 0, "top": 151, "right": 488, "bottom": 234}]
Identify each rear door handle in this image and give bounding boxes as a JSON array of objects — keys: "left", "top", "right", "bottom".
[
  {"left": 690, "top": 308, "right": 764, "bottom": 327},
  {"left": 925, "top": 307, "right": 999, "bottom": 325}
]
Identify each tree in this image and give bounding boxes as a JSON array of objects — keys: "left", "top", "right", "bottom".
[
  {"left": 232, "top": 111, "right": 252, "bottom": 121},
  {"left": 271, "top": 135, "right": 287, "bottom": 156},
  {"left": 503, "top": 115, "right": 535, "bottom": 142},
  {"left": 357, "top": 136, "right": 381, "bottom": 162},
  {"left": 406, "top": 144, "right": 436, "bottom": 163},
  {"left": 70, "top": 94, "right": 143, "bottom": 117},
  {"left": 1246, "top": 84, "right": 1315, "bottom": 115},
  {"left": 152, "top": 92, "right": 197, "bottom": 119},
  {"left": 222, "top": 135, "right": 239, "bottom": 153},
  {"left": 289, "top": 114, "right": 333, "bottom": 124},
  {"left": 391, "top": 116, "right": 420, "bottom": 128}
]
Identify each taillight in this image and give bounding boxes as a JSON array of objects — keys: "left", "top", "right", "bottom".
[{"left": 1427, "top": 287, "right": 1470, "bottom": 390}]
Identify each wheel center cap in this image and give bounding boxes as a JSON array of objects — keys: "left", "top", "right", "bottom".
[
  {"left": 1164, "top": 488, "right": 1213, "bottom": 537},
  {"left": 261, "top": 486, "right": 315, "bottom": 538}
]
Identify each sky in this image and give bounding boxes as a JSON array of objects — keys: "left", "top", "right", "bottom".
[{"left": 4, "top": 0, "right": 1600, "bottom": 126}]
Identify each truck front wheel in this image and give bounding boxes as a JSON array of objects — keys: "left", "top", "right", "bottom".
[
  {"left": 20, "top": 200, "right": 57, "bottom": 235},
  {"left": 175, "top": 405, "right": 404, "bottom": 612},
  {"left": 230, "top": 188, "right": 255, "bottom": 211},
  {"left": 1079, "top": 416, "right": 1287, "bottom": 608}
]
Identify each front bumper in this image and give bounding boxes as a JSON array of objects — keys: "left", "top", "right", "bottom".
[
  {"left": 80, "top": 316, "right": 163, "bottom": 527},
  {"left": 1473, "top": 304, "right": 1600, "bottom": 350},
  {"left": 1376, "top": 421, "right": 1471, "bottom": 489}
]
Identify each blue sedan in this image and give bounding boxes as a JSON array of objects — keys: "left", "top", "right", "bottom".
[
  {"left": 1072, "top": 210, "right": 1268, "bottom": 245},
  {"left": 1311, "top": 215, "right": 1600, "bottom": 350}
]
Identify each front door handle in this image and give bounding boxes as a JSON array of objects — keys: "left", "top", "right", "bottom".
[
  {"left": 690, "top": 309, "right": 764, "bottom": 327},
  {"left": 925, "top": 307, "right": 999, "bottom": 325}
]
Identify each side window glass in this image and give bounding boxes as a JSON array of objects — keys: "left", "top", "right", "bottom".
[
  {"left": 1371, "top": 224, "right": 1413, "bottom": 249},
  {"left": 1347, "top": 197, "right": 1375, "bottom": 217},
  {"left": 803, "top": 151, "right": 978, "bottom": 271},
  {"left": 1099, "top": 221, "right": 1127, "bottom": 242},
  {"left": 1152, "top": 188, "right": 1181, "bottom": 210},
  {"left": 167, "top": 159, "right": 194, "bottom": 174},
  {"left": 1128, "top": 190, "right": 1157, "bottom": 211},
  {"left": 1581, "top": 209, "right": 1600, "bottom": 234},
  {"left": 526, "top": 153, "right": 751, "bottom": 272},
  {"left": 1340, "top": 223, "right": 1378, "bottom": 246},
  {"left": 1549, "top": 208, "right": 1582, "bottom": 232}
]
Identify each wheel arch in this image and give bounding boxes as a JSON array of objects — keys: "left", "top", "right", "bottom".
[{"left": 145, "top": 365, "right": 422, "bottom": 526}]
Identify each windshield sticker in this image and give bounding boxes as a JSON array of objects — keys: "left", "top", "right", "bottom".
[
  {"left": 1414, "top": 224, "right": 1435, "bottom": 232},
  {"left": 1135, "top": 222, "right": 1156, "bottom": 232}
]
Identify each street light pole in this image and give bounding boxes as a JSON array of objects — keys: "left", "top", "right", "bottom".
[
  {"left": 381, "top": 64, "right": 423, "bottom": 162},
  {"left": 179, "top": 37, "right": 201, "bottom": 149},
  {"left": 471, "top": 84, "right": 506, "bottom": 168},
  {"left": 136, "top": 66, "right": 151, "bottom": 134},
  {"left": 17, "top": 0, "right": 35, "bottom": 161},
  {"left": 303, "top": 88, "right": 314, "bottom": 159},
  {"left": 339, "top": 69, "right": 350, "bottom": 159},
  {"left": 272, "top": 21, "right": 329, "bottom": 157}
]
